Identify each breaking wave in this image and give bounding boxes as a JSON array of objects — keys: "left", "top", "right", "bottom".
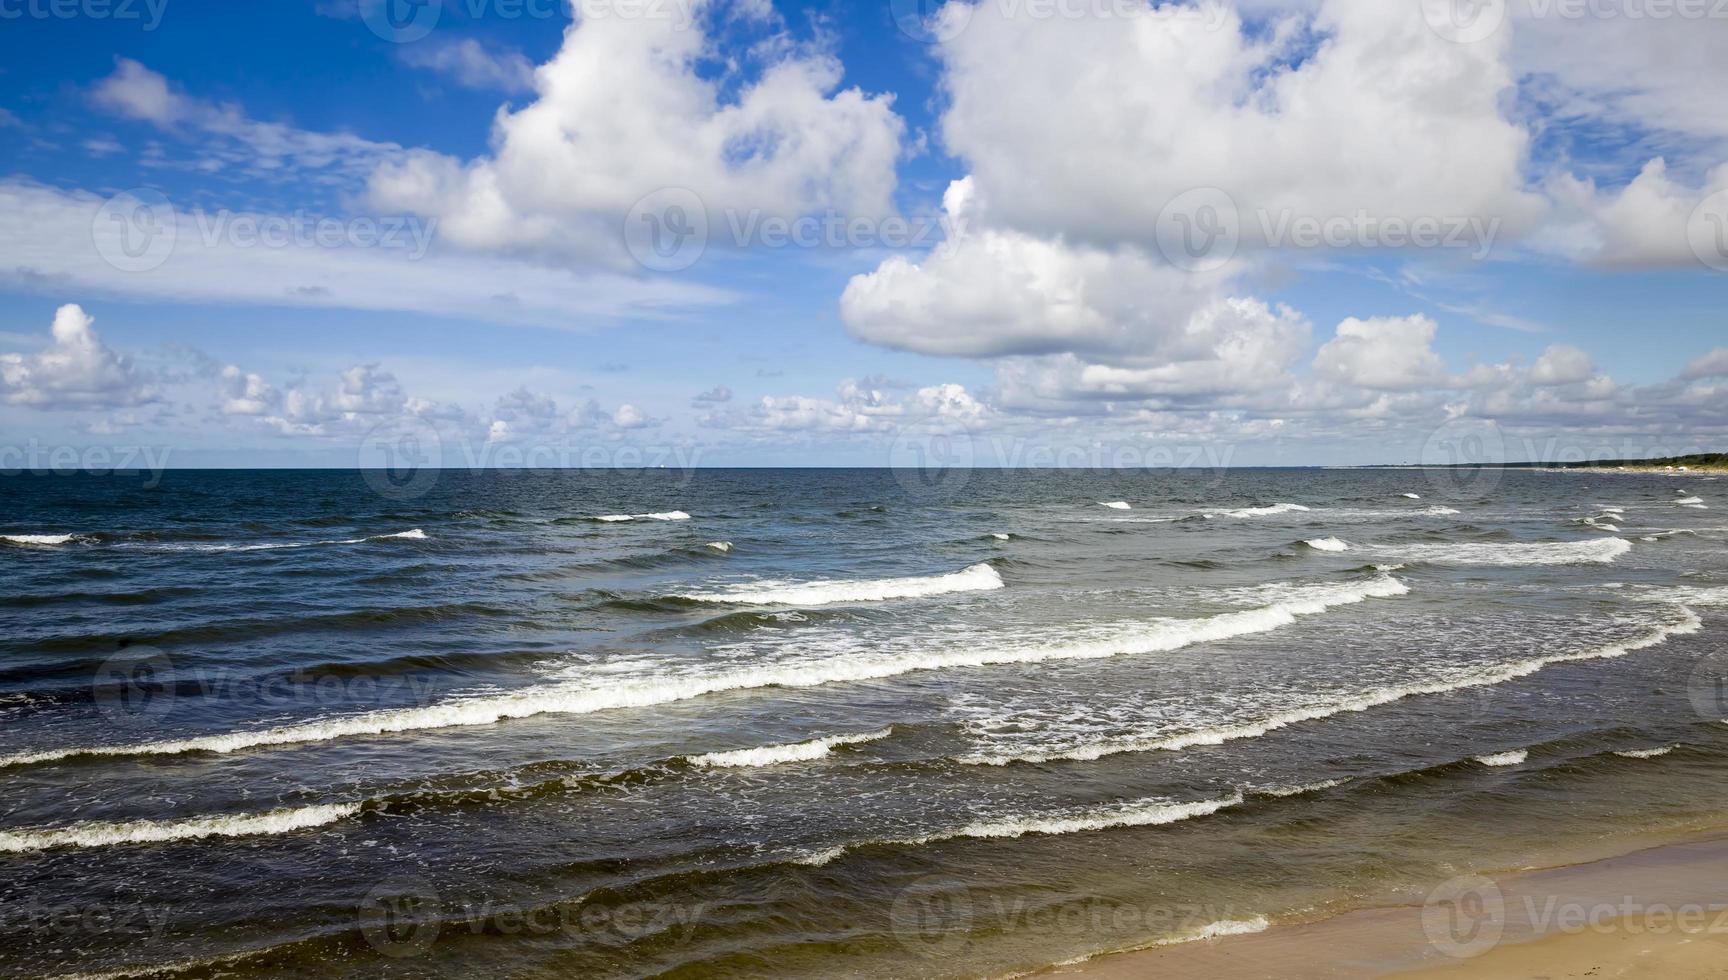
[
  {"left": 1389, "top": 538, "right": 1631, "bottom": 566},
  {"left": 1206, "top": 503, "right": 1310, "bottom": 519},
  {"left": 0, "top": 803, "right": 359, "bottom": 853},
  {"left": 689, "top": 728, "right": 892, "bottom": 768},
  {"left": 675, "top": 562, "right": 1005, "bottom": 606},
  {"left": 0, "top": 574, "right": 1408, "bottom": 769},
  {"left": 959, "top": 607, "right": 1699, "bottom": 765}
]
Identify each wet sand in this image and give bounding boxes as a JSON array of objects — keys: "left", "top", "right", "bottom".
[{"left": 1056, "top": 834, "right": 1728, "bottom": 979}]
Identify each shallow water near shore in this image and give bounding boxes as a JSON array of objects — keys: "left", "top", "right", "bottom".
[{"left": 3, "top": 468, "right": 1728, "bottom": 978}]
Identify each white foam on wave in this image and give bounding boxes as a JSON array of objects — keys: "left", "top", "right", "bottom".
[
  {"left": 594, "top": 511, "right": 691, "bottom": 522},
  {"left": 676, "top": 562, "right": 1004, "bottom": 606},
  {"left": 1255, "top": 778, "right": 1348, "bottom": 798},
  {"left": 1474, "top": 749, "right": 1527, "bottom": 767},
  {"left": 0, "top": 803, "right": 359, "bottom": 853},
  {"left": 705, "top": 541, "right": 732, "bottom": 552},
  {"left": 1614, "top": 745, "right": 1674, "bottom": 759},
  {"left": 1423, "top": 506, "right": 1462, "bottom": 515},
  {"left": 1206, "top": 503, "right": 1310, "bottom": 519},
  {"left": 131, "top": 529, "right": 426, "bottom": 552},
  {"left": 1402, "top": 493, "right": 1422, "bottom": 499},
  {"left": 1303, "top": 537, "right": 1350, "bottom": 552},
  {"left": 1676, "top": 496, "right": 1705, "bottom": 505},
  {"left": 1, "top": 533, "right": 81, "bottom": 546},
  {"left": 0, "top": 574, "right": 1410, "bottom": 769},
  {"left": 960, "top": 607, "right": 1700, "bottom": 766},
  {"left": 1045, "top": 916, "right": 1271, "bottom": 969},
  {"left": 689, "top": 728, "right": 892, "bottom": 769},
  {"left": 1100, "top": 501, "right": 1132, "bottom": 510},
  {"left": 796, "top": 792, "right": 1246, "bottom": 866},
  {"left": 1389, "top": 537, "right": 1632, "bottom": 566}
]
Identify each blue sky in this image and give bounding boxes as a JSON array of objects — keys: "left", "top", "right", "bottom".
[{"left": 1, "top": 0, "right": 1725, "bottom": 468}]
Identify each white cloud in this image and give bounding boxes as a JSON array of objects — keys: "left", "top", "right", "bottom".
[
  {"left": 843, "top": 178, "right": 1233, "bottom": 358},
  {"left": 1312, "top": 314, "right": 1450, "bottom": 391},
  {"left": 1528, "top": 344, "right": 1595, "bottom": 386},
  {"left": 367, "top": 8, "right": 904, "bottom": 267},
  {"left": 1510, "top": 1, "right": 1728, "bottom": 145},
  {"left": 702, "top": 379, "right": 987, "bottom": 435},
  {"left": 399, "top": 39, "right": 536, "bottom": 93},
  {"left": 1538, "top": 160, "right": 1728, "bottom": 267},
  {"left": 935, "top": 0, "right": 1541, "bottom": 252},
  {"left": 91, "top": 59, "right": 403, "bottom": 183},
  {"left": 1682, "top": 348, "right": 1728, "bottom": 380},
  {"left": 0, "top": 304, "right": 153, "bottom": 408},
  {"left": 0, "top": 181, "right": 734, "bottom": 327}
]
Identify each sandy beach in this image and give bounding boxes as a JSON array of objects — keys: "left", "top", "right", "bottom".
[{"left": 1059, "top": 833, "right": 1728, "bottom": 979}]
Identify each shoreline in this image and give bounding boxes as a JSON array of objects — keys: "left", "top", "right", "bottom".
[{"left": 1048, "top": 829, "right": 1728, "bottom": 979}]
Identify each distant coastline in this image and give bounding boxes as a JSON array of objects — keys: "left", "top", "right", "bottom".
[{"left": 1370, "top": 453, "right": 1728, "bottom": 475}]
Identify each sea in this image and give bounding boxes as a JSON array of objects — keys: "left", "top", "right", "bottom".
[{"left": 3, "top": 467, "right": 1727, "bottom": 978}]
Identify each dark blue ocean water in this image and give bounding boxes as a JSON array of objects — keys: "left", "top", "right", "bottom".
[{"left": 3, "top": 468, "right": 1727, "bottom": 977}]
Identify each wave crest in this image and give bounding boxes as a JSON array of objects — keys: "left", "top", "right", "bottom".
[{"left": 676, "top": 562, "right": 1004, "bottom": 606}]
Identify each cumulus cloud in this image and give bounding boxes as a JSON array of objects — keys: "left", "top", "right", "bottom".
[
  {"left": 367, "top": 6, "right": 904, "bottom": 267},
  {"left": 1538, "top": 160, "right": 1728, "bottom": 267},
  {"left": 843, "top": 177, "right": 1235, "bottom": 359},
  {"left": 1528, "top": 344, "right": 1595, "bottom": 386},
  {"left": 0, "top": 304, "right": 153, "bottom": 408},
  {"left": 1312, "top": 315, "right": 1451, "bottom": 391},
  {"left": 1682, "top": 348, "right": 1728, "bottom": 380},
  {"left": 935, "top": 0, "right": 1541, "bottom": 252},
  {"left": 702, "top": 379, "right": 988, "bottom": 435}
]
